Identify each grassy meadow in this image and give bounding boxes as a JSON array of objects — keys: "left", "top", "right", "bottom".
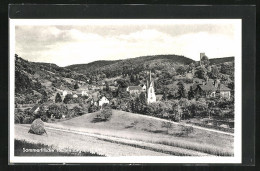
[{"left": 44, "top": 110, "right": 234, "bottom": 156}]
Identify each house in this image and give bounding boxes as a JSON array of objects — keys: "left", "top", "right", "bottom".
[
  {"left": 109, "top": 86, "right": 118, "bottom": 92},
  {"left": 193, "top": 78, "right": 231, "bottom": 99},
  {"left": 29, "top": 104, "right": 41, "bottom": 114},
  {"left": 101, "top": 85, "right": 118, "bottom": 92},
  {"left": 126, "top": 86, "right": 143, "bottom": 94},
  {"left": 218, "top": 84, "right": 231, "bottom": 99},
  {"left": 62, "top": 90, "right": 68, "bottom": 97},
  {"left": 62, "top": 90, "right": 72, "bottom": 97},
  {"left": 91, "top": 92, "right": 99, "bottom": 106},
  {"left": 194, "top": 81, "right": 217, "bottom": 98},
  {"left": 98, "top": 96, "right": 110, "bottom": 108},
  {"left": 75, "top": 90, "right": 88, "bottom": 97},
  {"left": 29, "top": 102, "right": 50, "bottom": 115},
  {"left": 156, "top": 94, "right": 163, "bottom": 101},
  {"left": 72, "top": 94, "right": 78, "bottom": 98}
]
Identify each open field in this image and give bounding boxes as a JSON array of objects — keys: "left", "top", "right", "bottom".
[
  {"left": 15, "top": 125, "right": 170, "bottom": 156},
  {"left": 14, "top": 110, "right": 234, "bottom": 156},
  {"left": 15, "top": 139, "right": 104, "bottom": 156}
]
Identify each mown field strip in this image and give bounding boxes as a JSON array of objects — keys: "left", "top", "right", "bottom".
[
  {"left": 15, "top": 125, "right": 170, "bottom": 156},
  {"left": 42, "top": 125, "right": 214, "bottom": 156},
  {"left": 127, "top": 113, "right": 234, "bottom": 136}
]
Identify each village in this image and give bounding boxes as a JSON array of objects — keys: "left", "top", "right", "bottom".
[
  {"left": 21, "top": 53, "right": 233, "bottom": 132},
  {"left": 14, "top": 50, "right": 235, "bottom": 158}
]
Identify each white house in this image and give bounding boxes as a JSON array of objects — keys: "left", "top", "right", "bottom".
[
  {"left": 62, "top": 90, "right": 72, "bottom": 97},
  {"left": 62, "top": 90, "right": 68, "bottom": 97},
  {"left": 72, "top": 94, "right": 78, "bottom": 98},
  {"left": 99, "top": 96, "right": 109, "bottom": 108},
  {"left": 81, "top": 90, "right": 88, "bottom": 96}
]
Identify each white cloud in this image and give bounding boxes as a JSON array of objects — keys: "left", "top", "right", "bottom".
[{"left": 16, "top": 26, "right": 238, "bottom": 66}]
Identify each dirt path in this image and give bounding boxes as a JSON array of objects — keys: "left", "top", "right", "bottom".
[{"left": 15, "top": 124, "right": 213, "bottom": 156}]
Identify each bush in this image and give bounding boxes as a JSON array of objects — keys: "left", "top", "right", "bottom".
[
  {"left": 23, "top": 117, "right": 33, "bottom": 124},
  {"left": 47, "top": 104, "right": 68, "bottom": 119},
  {"left": 176, "top": 125, "right": 194, "bottom": 137},
  {"left": 161, "top": 121, "right": 173, "bottom": 134},
  {"left": 93, "top": 107, "right": 112, "bottom": 122},
  {"left": 63, "top": 94, "right": 73, "bottom": 104},
  {"left": 28, "top": 118, "right": 47, "bottom": 135},
  {"left": 55, "top": 93, "right": 62, "bottom": 103}
]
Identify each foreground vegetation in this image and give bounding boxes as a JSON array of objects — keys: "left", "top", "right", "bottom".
[
  {"left": 15, "top": 125, "right": 170, "bottom": 156},
  {"left": 15, "top": 139, "right": 104, "bottom": 156}
]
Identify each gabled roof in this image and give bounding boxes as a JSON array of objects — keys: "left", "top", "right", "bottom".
[
  {"left": 156, "top": 94, "right": 163, "bottom": 100},
  {"left": 99, "top": 96, "right": 109, "bottom": 101},
  {"left": 128, "top": 86, "right": 143, "bottom": 91},
  {"left": 193, "top": 78, "right": 203, "bottom": 84},
  {"left": 219, "top": 84, "right": 231, "bottom": 91},
  {"left": 92, "top": 92, "right": 99, "bottom": 102},
  {"left": 29, "top": 104, "right": 41, "bottom": 113},
  {"left": 192, "top": 83, "right": 200, "bottom": 90},
  {"left": 198, "top": 82, "right": 217, "bottom": 92},
  {"left": 109, "top": 86, "right": 118, "bottom": 89}
]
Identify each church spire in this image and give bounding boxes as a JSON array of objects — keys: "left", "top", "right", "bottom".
[{"left": 149, "top": 70, "right": 151, "bottom": 84}]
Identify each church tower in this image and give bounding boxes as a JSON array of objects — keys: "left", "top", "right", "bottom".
[{"left": 147, "top": 70, "right": 156, "bottom": 104}]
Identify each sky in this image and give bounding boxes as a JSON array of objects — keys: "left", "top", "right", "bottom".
[{"left": 15, "top": 19, "right": 241, "bottom": 67}]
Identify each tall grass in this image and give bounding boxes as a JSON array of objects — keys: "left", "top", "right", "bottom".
[
  {"left": 155, "top": 139, "right": 233, "bottom": 156},
  {"left": 15, "top": 139, "right": 104, "bottom": 156}
]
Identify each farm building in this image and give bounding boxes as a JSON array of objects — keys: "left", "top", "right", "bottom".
[
  {"left": 218, "top": 84, "right": 231, "bottom": 99},
  {"left": 126, "top": 86, "right": 143, "bottom": 94},
  {"left": 98, "top": 96, "right": 110, "bottom": 108}
]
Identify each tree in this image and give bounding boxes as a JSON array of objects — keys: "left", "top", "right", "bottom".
[
  {"left": 177, "top": 81, "right": 186, "bottom": 99},
  {"left": 188, "top": 86, "right": 195, "bottom": 100},
  {"left": 74, "top": 83, "right": 79, "bottom": 89},
  {"left": 194, "top": 66, "right": 207, "bottom": 80},
  {"left": 161, "top": 121, "right": 172, "bottom": 134},
  {"left": 55, "top": 93, "right": 62, "bottom": 103},
  {"left": 47, "top": 104, "right": 68, "bottom": 119},
  {"left": 220, "top": 62, "right": 234, "bottom": 75},
  {"left": 188, "top": 63, "right": 195, "bottom": 73},
  {"left": 39, "top": 91, "right": 48, "bottom": 104},
  {"left": 210, "top": 65, "right": 220, "bottom": 79},
  {"left": 201, "top": 55, "right": 210, "bottom": 66},
  {"left": 63, "top": 94, "right": 73, "bottom": 104},
  {"left": 130, "top": 74, "right": 136, "bottom": 83},
  {"left": 207, "top": 100, "right": 215, "bottom": 119},
  {"left": 176, "top": 66, "right": 186, "bottom": 75}
]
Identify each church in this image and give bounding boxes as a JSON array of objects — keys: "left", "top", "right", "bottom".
[{"left": 146, "top": 70, "right": 156, "bottom": 104}]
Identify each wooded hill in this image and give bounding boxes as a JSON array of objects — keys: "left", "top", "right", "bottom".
[
  {"left": 66, "top": 54, "right": 195, "bottom": 78},
  {"left": 15, "top": 53, "right": 234, "bottom": 104},
  {"left": 209, "top": 57, "right": 234, "bottom": 65}
]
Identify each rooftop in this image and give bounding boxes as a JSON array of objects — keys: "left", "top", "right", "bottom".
[{"left": 128, "top": 86, "right": 143, "bottom": 91}]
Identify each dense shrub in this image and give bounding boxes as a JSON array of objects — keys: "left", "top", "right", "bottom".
[
  {"left": 63, "top": 94, "right": 73, "bottom": 104},
  {"left": 28, "top": 119, "right": 47, "bottom": 135},
  {"left": 176, "top": 125, "right": 194, "bottom": 137},
  {"left": 47, "top": 104, "right": 68, "bottom": 119},
  {"left": 94, "top": 107, "right": 112, "bottom": 122},
  {"left": 23, "top": 117, "right": 33, "bottom": 124}
]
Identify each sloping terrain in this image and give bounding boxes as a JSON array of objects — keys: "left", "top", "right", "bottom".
[
  {"left": 209, "top": 57, "right": 234, "bottom": 65},
  {"left": 65, "top": 54, "right": 195, "bottom": 77},
  {"left": 44, "top": 110, "right": 234, "bottom": 156}
]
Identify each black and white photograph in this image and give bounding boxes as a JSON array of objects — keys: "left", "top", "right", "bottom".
[{"left": 9, "top": 19, "right": 242, "bottom": 163}]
